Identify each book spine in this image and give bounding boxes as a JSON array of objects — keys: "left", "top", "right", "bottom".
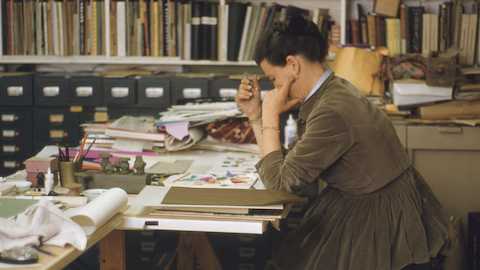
[
  {"left": 183, "top": 2, "right": 191, "bottom": 60},
  {"left": 190, "top": 0, "right": 201, "bottom": 60},
  {"left": 208, "top": 2, "right": 218, "bottom": 60},
  {"left": 410, "top": 7, "right": 424, "bottom": 54}
]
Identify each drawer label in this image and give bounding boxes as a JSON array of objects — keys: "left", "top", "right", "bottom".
[
  {"left": 70, "top": 106, "right": 83, "bottom": 113},
  {"left": 49, "top": 130, "right": 66, "bottom": 139},
  {"left": 2, "top": 130, "right": 17, "bottom": 138},
  {"left": 145, "top": 87, "right": 164, "bottom": 98},
  {"left": 1, "top": 114, "right": 17, "bottom": 122},
  {"left": 111, "top": 87, "right": 129, "bottom": 98},
  {"left": 43, "top": 86, "right": 60, "bottom": 97},
  {"left": 219, "top": 88, "right": 237, "bottom": 98},
  {"left": 49, "top": 114, "right": 64, "bottom": 123},
  {"left": 2, "top": 145, "right": 18, "bottom": 153},
  {"left": 76, "top": 86, "right": 93, "bottom": 97},
  {"left": 183, "top": 88, "right": 201, "bottom": 99},
  {"left": 3, "top": 161, "right": 18, "bottom": 168},
  {"left": 7, "top": 86, "right": 24, "bottom": 96},
  {"left": 94, "top": 112, "right": 109, "bottom": 123}
]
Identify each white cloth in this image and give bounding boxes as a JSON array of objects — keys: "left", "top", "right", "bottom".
[{"left": 0, "top": 200, "right": 87, "bottom": 252}]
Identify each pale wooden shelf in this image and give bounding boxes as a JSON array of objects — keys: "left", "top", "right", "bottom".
[{"left": 0, "top": 56, "right": 257, "bottom": 66}]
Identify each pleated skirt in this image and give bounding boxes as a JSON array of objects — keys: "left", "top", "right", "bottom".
[{"left": 270, "top": 167, "right": 449, "bottom": 270}]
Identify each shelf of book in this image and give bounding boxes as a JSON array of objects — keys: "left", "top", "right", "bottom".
[
  {"left": 0, "top": 0, "right": 345, "bottom": 66},
  {"left": 0, "top": 56, "right": 257, "bottom": 66}
]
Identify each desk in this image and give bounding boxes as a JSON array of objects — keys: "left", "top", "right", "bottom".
[
  {"left": 13, "top": 215, "right": 122, "bottom": 270},
  {"left": 98, "top": 210, "right": 277, "bottom": 270}
]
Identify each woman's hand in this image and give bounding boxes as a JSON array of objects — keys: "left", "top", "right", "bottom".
[
  {"left": 235, "top": 76, "right": 262, "bottom": 120},
  {"left": 262, "top": 76, "right": 302, "bottom": 120}
]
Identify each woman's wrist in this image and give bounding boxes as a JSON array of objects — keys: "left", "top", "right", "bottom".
[{"left": 262, "top": 112, "right": 280, "bottom": 128}]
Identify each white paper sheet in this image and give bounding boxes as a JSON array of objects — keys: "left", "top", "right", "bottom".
[{"left": 64, "top": 188, "right": 127, "bottom": 235}]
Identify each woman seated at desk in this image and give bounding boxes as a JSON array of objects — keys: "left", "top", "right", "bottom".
[{"left": 235, "top": 15, "right": 449, "bottom": 270}]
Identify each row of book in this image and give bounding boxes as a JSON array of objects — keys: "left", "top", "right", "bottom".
[
  {"left": 0, "top": 0, "right": 333, "bottom": 61},
  {"left": 347, "top": 1, "right": 480, "bottom": 65}
]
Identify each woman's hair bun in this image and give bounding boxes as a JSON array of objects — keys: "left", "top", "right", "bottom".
[{"left": 284, "top": 15, "right": 321, "bottom": 37}]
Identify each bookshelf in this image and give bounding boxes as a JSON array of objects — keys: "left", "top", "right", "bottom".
[{"left": 0, "top": 0, "right": 347, "bottom": 68}]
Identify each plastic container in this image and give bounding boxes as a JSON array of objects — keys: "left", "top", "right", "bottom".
[{"left": 284, "top": 114, "right": 297, "bottom": 149}]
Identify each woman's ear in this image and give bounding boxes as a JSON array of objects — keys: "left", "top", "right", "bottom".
[{"left": 285, "top": 55, "right": 300, "bottom": 79}]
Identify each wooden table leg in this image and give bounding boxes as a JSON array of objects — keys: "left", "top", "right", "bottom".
[{"left": 100, "top": 230, "right": 126, "bottom": 270}]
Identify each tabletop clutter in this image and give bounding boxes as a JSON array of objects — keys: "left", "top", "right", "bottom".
[{"left": 0, "top": 101, "right": 306, "bottom": 267}]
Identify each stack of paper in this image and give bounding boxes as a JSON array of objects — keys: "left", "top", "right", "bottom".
[
  {"left": 131, "top": 185, "right": 304, "bottom": 216},
  {"left": 156, "top": 102, "right": 242, "bottom": 127},
  {"left": 392, "top": 80, "right": 453, "bottom": 108},
  {"left": 81, "top": 116, "right": 166, "bottom": 155}
]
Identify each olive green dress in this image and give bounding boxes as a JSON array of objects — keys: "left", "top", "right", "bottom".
[{"left": 256, "top": 73, "right": 449, "bottom": 270}]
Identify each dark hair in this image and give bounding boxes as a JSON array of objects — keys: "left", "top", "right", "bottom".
[{"left": 254, "top": 15, "right": 328, "bottom": 66}]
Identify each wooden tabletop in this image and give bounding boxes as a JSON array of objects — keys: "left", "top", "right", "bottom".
[{"left": 14, "top": 214, "right": 122, "bottom": 270}]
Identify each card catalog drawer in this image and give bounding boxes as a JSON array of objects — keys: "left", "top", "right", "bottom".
[
  {"left": 0, "top": 142, "right": 32, "bottom": 158},
  {"left": 35, "top": 109, "right": 73, "bottom": 128},
  {"left": 34, "top": 74, "right": 69, "bottom": 106},
  {"left": 0, "top": 109, "right": 32, "bottom": 128},
  {"left": 69, "top": 76, "right": 104, "bottom": 106},
  {"left": 0, "top": 74, "right": 33, "bottom": 106},
  {"left": 171, "top": 78, "right": 209, "bottom": 104},
  {"left": 104, "top": 77, "right": 136, "bottom": 106},
  {"left": 137, "top": 77, "right": 171, "bottom": 108},
  {"left": 209, "top": 78, "right": 239, "bottom": 100},
  {"left": 0, "top": 158, "right": 24, "bottom": 173}
]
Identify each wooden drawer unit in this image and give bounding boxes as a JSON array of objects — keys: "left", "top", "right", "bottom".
[{"left": 407, "top": 125, "right": 480, "bottom": 224}]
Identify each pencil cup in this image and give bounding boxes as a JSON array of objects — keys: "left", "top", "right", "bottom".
[{"left": 59, "top": 161, "right": 81, "bottom": 190}]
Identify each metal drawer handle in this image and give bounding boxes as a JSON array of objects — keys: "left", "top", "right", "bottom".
[
  {"left": 182, "top": 88, "right": 202, "bottom": 99},
  {"left": 219, "top": 88, "right": 237, "bottom": 98},
  {"left": 43, "top": 86, "right": 60, "bottom": 97},
  {"left": 1, "top": 114, "right": 18, "bottom": 122},
  {"left": 111, "top": 87, "right": 129, "bottom": 98},
  {"left": 7, "top": 86, "right": 24, "bottom": 97},
  {"left": 2, "top": 130, "right": 18, "bottom": 138},
  {"left": 2, "top": 145, "right": 18, "bottom": 153},
  {"left": 145, "top": 87, "right": 164, "bottom": 98},
  {"left": 76, "top": 86, "right": 93, "bottom": 97},
  {"left": 437, "top": 127, "right": 463, "bottom": 134},
  {"left": 3, "top": 161, "right": 19, "bottom": 168}
]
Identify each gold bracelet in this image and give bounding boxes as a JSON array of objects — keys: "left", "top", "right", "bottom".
[{"left": 262, "top": 126, "right": 280, "bottom": 132}]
